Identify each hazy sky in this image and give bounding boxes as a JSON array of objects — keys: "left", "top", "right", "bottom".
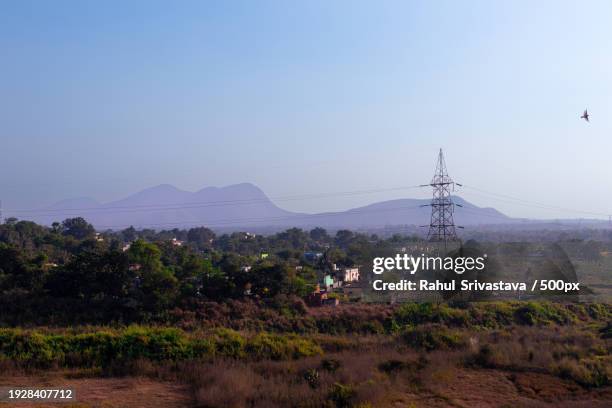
[{"left": 1, "top": 0, "right": 611, "bottom": 219}]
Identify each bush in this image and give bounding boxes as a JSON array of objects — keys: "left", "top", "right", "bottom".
[
  {"left": 245, "top": 332, "right": 322, "bottom": 360},
  {"left": 328, "top": 383, "right": 355, "bottom": 408},
  {"left": 212, "top": 328, "right": 246, "bottom": 359},
  {"left": 469, "top": 302, "right": 515, "bottom": 327},
  {"left": 599, "top": 322, "right": 612, "bottom": 339},
  {"left": 514, "top": 302, "right": 576, "bottom": 326},
  {"left": 378, "top": 359, "right": 410, "bottom": 374},
  {"left": 393, "top": 303, "right": 469, "bottom": 327},
  {"left": 0, "top": 327, "right": 321, "bottom": 367},
  {"left": 115, "top": 326, "right": 191, "bottom": 361},
  {"left": 321, "top": 358, "right": 341, "bottom": 373},
  {"left": 585, "top": 303, "right": 611, "bottom": 320},
  {"left": 556, "top": 358, "right": 610, "bottom": 388},
  {"left": 471, "top": 344, "right": 500, "bottom": 368},
  {"left": 401, "top": 324, "right": 466, "bottom": 351}
]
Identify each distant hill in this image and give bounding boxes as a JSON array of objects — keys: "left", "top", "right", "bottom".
[
  {"left": 14, "top": 183, "right": 295, "bottom": 229},
  {"left": 291, "top": 196, "right": 513, "bottom": 229},
  {"left": 11, "top": 183, "right": 516, "bottom": 230}
]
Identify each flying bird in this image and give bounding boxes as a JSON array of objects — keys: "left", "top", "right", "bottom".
[{"left": 581, "top": 109, "right": 589, "bottom": 122}]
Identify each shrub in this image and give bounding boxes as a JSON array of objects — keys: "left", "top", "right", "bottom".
[
  {"left": 303, "top": 368, "right": 320, "bottom": 388},
  {"left": 514, "top": 302, "right": 576, "bottom": 326},
  {"left": 321, "top": 358, "right": 341, "bottom": 373},
  {"left": 328, "top": 383, "right": 355, "bottom": 408},
  {"left": 599, "top": 322, "right": 612, "bottom": 339},
  {"left": 585, "top": 303, "right": 611, "bottom": 321},
  {"left": 116, "top": 326, "right": 191, "bottom": 361},
  {"left": 245, "top": 332, "right": 322, "bottom": 360},
  {"left": 0, "top": 327, "right": 321, "bottom": 367},
  {"left": 471, "top": 344, "right": 500, "bottom": 368},
  {"left": 402, "top": 324, "right": 466, "bottom": 351},
  {"left": 393, "top": 303, "right": 469, "bottom": 327},
  {"left": 378, "top": 359, "right": 410, "bottom": 374},
  {"left": 212, "top": 328, "right": 247, "bottom": 358},
  {"left": 555, "top": 358, "right": 610, "bottom": 388},
  {"left": 469, "top": 302, "right": 515, "bottom": 327}
]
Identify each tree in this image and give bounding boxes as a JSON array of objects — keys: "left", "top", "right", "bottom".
[
  {"left": 127, "top": 240, "right": 178, "bottom": 313},
  {"left": 334, "top": 230, "right": 355, "bottom": 248},
  {"left": 218, "top": 253, "right": 247, "bottom": 298},
  {"left": 0, "top": 243, "right": 44, "bottom": 292},
  {"left": 275, "top": 228, "right": 308, "bottom": 250},
  {"left": 198, "top": 261, "right": 229, "bottom": 300},
  {"left": 61, "top": 217, "right": 95, "bottom": 240},
  {"left": 187, "top": 227, "right": 216, "bottom": 249},
  {"left": 46, "top": 248, "right": 130, "bottom": 300},
  {"left": 309, "top": 227, "right": 329, "bottom": 242},
  {"left": 121, "top": 226, "right": 138, "bottom": 242},
  {"left": 249, "top": 263, "right": 310, "bottom": 298}
]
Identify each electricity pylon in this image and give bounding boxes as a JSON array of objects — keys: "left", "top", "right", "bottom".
[{"left": 421, "top": 149, "right": 461, "bottom": 243}]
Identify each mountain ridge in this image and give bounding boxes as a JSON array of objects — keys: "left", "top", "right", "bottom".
[{"left": 8, "top": 182, "right": 517, "bottom": 230}]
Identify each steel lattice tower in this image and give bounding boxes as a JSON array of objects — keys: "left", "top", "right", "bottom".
[{"left": 424, "top": 149, "right": 459, "bottom": 242}]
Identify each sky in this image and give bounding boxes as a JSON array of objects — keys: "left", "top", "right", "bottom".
[{"left": 1, "top": 0, "right": 611, "bottom": 220}]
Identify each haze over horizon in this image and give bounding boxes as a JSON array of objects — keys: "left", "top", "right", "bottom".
[{"left": 2, "top": 0, "right": 612, "bottom": 220}]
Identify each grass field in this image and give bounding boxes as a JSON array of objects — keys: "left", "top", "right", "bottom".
[{"left": 1, "top": 301, "right": 610, "bottom": 407}]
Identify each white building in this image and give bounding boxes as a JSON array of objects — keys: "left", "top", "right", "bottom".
[{"left": 333, "top": 264, "right": 360, "bottom": 283}]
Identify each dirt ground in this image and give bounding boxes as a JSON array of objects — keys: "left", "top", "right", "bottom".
[
  {"left": 391, "top": 368, "right": 612, "bottom": 408},
  {"left": 0, "top": 368, "right": 610, "bottom": 407},
  {"left": 0, "top": 375, "right": 192, "bottom": 408}
]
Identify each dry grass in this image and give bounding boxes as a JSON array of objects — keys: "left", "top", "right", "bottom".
[{"left": 0, "top": 302, "right": 610, "bottom": 406}]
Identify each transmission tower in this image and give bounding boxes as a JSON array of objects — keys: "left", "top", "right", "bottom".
[{"left": 421, "top": 149, "right": 461, "bottom": 243}]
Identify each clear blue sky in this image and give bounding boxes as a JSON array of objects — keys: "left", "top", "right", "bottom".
[{"left": 1, "top": 0, "right": 611, "bottom": 219}]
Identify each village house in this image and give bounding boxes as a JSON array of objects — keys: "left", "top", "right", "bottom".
[
  {"left": 339, "top": 282, "right": 366, "bottom": 299},
  {"left": 333, "top": 264, "right": 359, "bottom": 283},
  {"left": 307, "top": 264, "right": 362, "bottom": 306},
  {"left": 322, "top": 274, "right": 334, "bottom": 289},
  {"left": 305, "top": 284, "right": 339, "bottom": 307}
]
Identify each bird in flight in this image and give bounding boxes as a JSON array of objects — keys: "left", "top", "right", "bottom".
[{"left": 580, "top": 109, "right": 589, "bottom": 122}]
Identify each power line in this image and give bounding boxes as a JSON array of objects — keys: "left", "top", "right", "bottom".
[
  {"left": 3, "top": 179, "right": 611, "bottom": 229},
  {"left": 94, "top": 200, "right": 606, "bottom": 231},
  {"left": 95, "top": 203, "right": 426, "bottom": 230},
  {"left": 4, "top": 185, "right": 423, "bottom": 215},
  {"left": 461, "top": 185, "right": 610, "bottom": 218},
  {"left": 457, "top": 206, "right": 518, "bottom": 222}
]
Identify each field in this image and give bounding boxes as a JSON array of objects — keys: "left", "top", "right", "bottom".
[{"left": 1, "top": 301, "right": 610, "bottom": 407}]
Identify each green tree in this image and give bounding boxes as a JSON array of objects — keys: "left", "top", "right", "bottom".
[
  {"left": 249, "top": 263, "right": 310, "bottom": 298},
  {"left": 0, "top": 243, "right": 44, "bottom": 291},
  {"left": 128, "top": 240, "right": 178, "bottom": 313},
  {"left": 309, "top": 227, "right": 329, "bottom": 242},
  {"left": 61, "top": 217, "right": 95, "bottom": 240},
  {"left": 187, "top": 227, "right": 216, "bottom": 249}
]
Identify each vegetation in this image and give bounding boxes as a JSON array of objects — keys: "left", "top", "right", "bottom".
[
  {"left": 0, "top": 327, "right": 321, "bottom": 367},
  {"left": 0, "top": 217, "right": 422, "bottom": 325},
  {"left": 0, "top": 218, "right": 611, "bottom": 406}
]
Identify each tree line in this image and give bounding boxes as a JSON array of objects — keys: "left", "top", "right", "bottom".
[{"left": 0, "top": 217, "right": 422, "bottom": 325}]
